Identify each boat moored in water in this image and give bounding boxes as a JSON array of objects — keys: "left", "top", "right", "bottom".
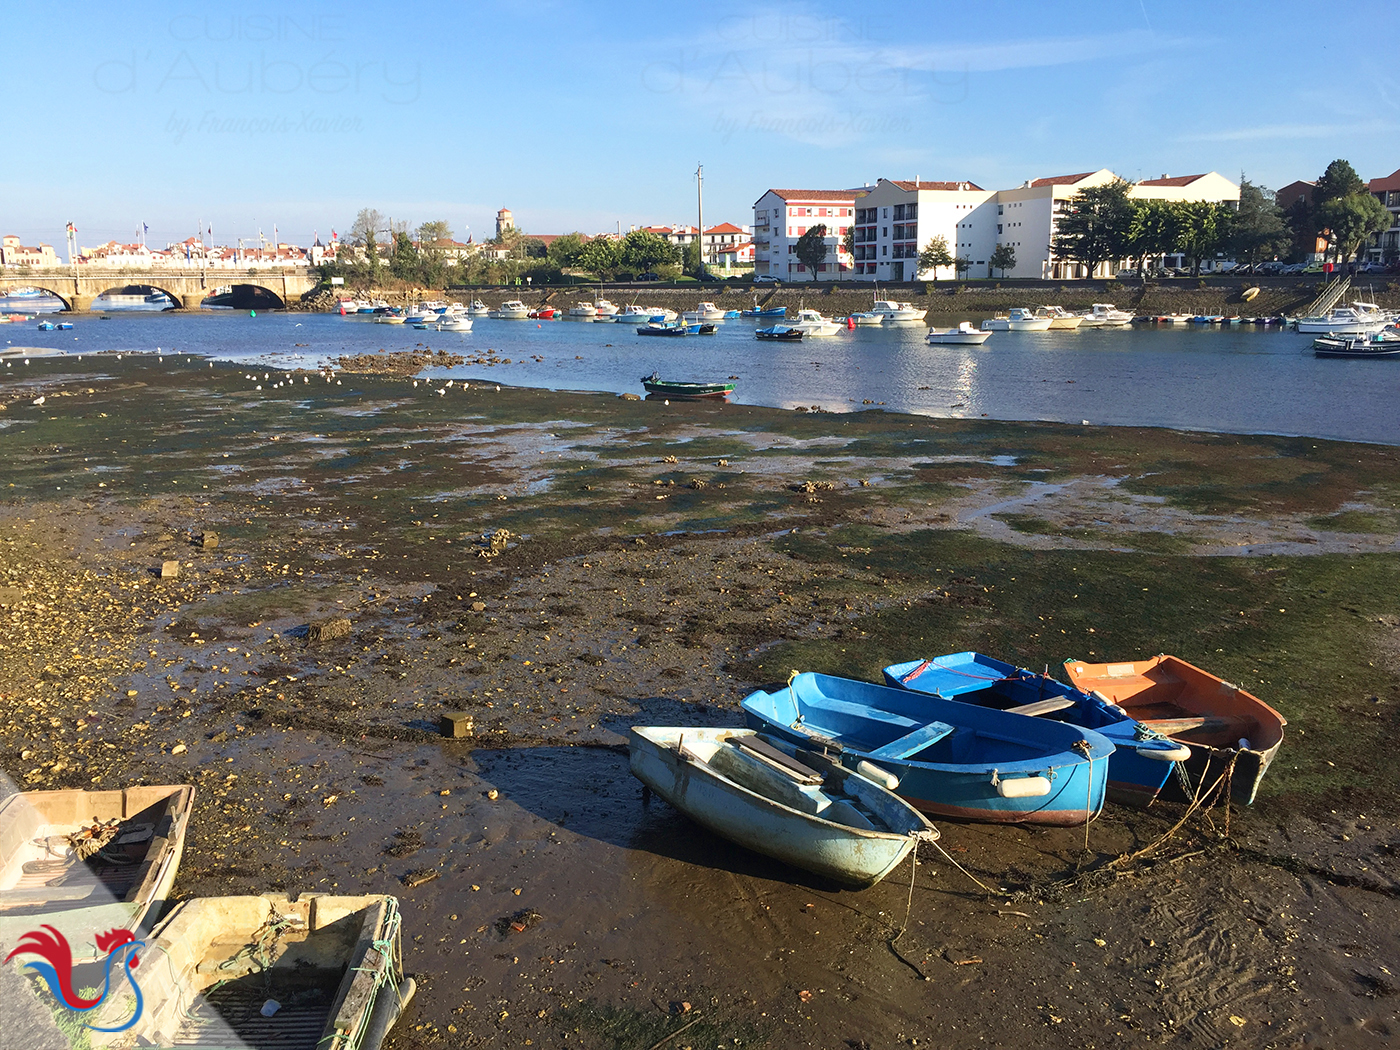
[
  {"left": 926, "top": 321, "right": 992, "bottom": 345},
  {"left": 982, "top": 307, "right": 1053, "bottom": 332}
]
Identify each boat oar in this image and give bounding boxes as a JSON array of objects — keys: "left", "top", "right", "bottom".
[{"left": 786, "top": 669, "right": 803, "bottom": 723}]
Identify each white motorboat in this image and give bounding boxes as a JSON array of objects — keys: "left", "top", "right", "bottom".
[
  {"left": 788, "top": 308, "right": 844, "bottom": 336},
  {"left": 1033, "top": 305, "right": 1084, "bottom": 330},
  {"left": 1079, "top": 303, "right": 1133, "bottom": 328},
  {"left": 615, "top": 305, "right": 670, "bottom": 323},
  {"left": 846, "top": 311, "right": 885, "bottom": 326},
  {"left": 981, "top": 307, "right": 1053, "bottom": 332},
  {"left": 467, "top": 299, "right": 491, "bottom": 316},
  {"left": 593, "top": 298, "right": 619, "bottom": 317},
  {"left": 1295, "top": 301, "right": 1394, "bottom": 335},
  {"left": 871, "top": 299, "right": 928, "bottom": 322},
  {"left": 926, "top": 321, "right": 992, "bottom": 345},
  {"left": 568, "top": 301, "right": 598, "bottom": 318},
  {"left": 628, "top": 726, "right": 937, "bottom": 888},
  {"left": 435, "top": 315, "right": 473, "bottom": 332},
  {"left": 373, "top": 312, "right": 406, "bottom": 324},
  {"left": 683, "top": 301, "right": 726, "bottom": 322},
  {"left": 488, "top": 300, "right": 530, "bottom": 319}
]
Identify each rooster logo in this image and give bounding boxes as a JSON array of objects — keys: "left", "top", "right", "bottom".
[{"left": 5, "top": 926, "right": 145, "bottom": 1032}]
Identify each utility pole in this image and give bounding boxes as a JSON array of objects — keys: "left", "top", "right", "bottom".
[{"left": 695, "top": 162, "right": 704, "bottom": 276}]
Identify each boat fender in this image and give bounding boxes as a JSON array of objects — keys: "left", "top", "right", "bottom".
[
  {"left": 1136, "top": 743, "right": 1191, "bottom": 762},
  {"left": 853, "top": 760, "right": 899, "bottom": 790},
  {"left": 1238, "top": 737, "right": 1251, "bottom": 751},
  {"left": 991, "top": 772, "right": 1052, "bottom": 798}
]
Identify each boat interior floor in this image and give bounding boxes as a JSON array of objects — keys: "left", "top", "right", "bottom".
[{"left": 172, "top": 971, "right": 338, "bottom": 1049}]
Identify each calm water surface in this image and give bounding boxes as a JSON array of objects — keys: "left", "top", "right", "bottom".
[{"left": 5, "top": 310, "right": 1397, "bottom": 445}]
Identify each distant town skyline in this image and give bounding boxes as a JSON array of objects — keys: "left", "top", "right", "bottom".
[{"left": 4, "top": 0, "right": 1398, "bottom": 249}]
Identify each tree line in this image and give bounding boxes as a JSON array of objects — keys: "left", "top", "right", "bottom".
[{"left": 316, "top": 208, "right": 687, "bottom": 287}]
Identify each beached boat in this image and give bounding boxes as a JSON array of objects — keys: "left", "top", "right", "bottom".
[
  {"left": 788, "top": 308, "right": 843, "bottom": 336},
  {"left": 981, "top": 308, "right": 1053, "bottom": 332},
  {"left": 883, "top": 653, "right": 1189, "bottom": 807},
  {"left": 1063, "top": 655, "right": 1287, "bottom": 805},
  {"left": 0, "top": 785, "right": 194, "bottom": 959},
  {"left": 871, "top": 299, "right": 928, "bottom": 322},
  {"left": 103, "top": 893, "right": 412, "bottom": 1050},
  {"left": 756, "top": 325, "right": 802, "bottom": 341},
  {"left": 639, "top": 371, "right": 733, "bottom": 398},
  {"left": 629, "top": 727, "right": 936, "bottom": 888},
  {"left": 488, "top": 300, "right": 530, "bottom": 319},
  {"left": 926, "top": 321, "right": 991, "bottom": 345},
  {"left": 742, "top": 673, "right": 1113, "bottom": 826}
]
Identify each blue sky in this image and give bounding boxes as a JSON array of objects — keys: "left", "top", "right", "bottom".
[{"left": 4, "top": 0, "right": 1398, "bottom": 250}]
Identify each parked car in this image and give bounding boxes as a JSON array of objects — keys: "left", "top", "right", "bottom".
[
  {"left": 752, "top": 274, "right": 782, "bottom": 284},
  {"left": 1258, "top": 261, "right": 1286, "bottom": 275},
  {"left": 636, "top": 272, "right": 662, "bottom": 282},
  {"left": 1115, "top": 268, "right": 1139, "bottom": 279},
  {"left": 1356, "top": 262, "right": 1388, "bottom": 274}
]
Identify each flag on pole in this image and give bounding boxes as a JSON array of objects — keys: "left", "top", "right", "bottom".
[
  {"left": 66, "top": 222, "right": 76, "bottom": 235},
  {"left": 331, "top": 229, "right": 338, "bottom": 241},
  {"left": 143, "top": 223, "right": 149, "bottom": 235}
]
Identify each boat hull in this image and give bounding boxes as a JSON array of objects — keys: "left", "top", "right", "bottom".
[
  {"left": 742, "top": 673, "right": 1112, "bottom": 827},
  {"left": 1064, "top": 655, "right": 1286, "bottom": 805},
  {"left": 883, "top": 653, "right": 1179, "bottom": 807},
  {"left": 628, "top": 727, "right": 933, "bottom": 888},
  {"left": 926, "top": 329, "right": 991, "bottom": 345}
]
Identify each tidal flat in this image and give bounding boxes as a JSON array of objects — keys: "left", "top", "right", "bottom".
[{"left": 0, "top": 353, "right": 1397, "bottom": 1049}]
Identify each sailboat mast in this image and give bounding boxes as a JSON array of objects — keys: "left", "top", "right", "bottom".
[{"left": 696, "top": 162, "right": 703, "bottom": 276}]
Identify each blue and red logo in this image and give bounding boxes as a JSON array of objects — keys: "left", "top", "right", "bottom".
[{"left": 5, "top": 926, "right": 145, "bottom": 1032}]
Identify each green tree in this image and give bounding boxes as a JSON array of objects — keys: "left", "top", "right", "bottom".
[
  {"left": 794, "top": 223, "right": 829, "bottom": 279},
  {"left": 546, "top": 232, "right": 587, "bottom": 269},
  {"left": 620, "top": 229, "right": 680, "bottom": 273},
  {"left": 989, "top": 242, "right": 1017, "bottom": 278},
  {"left": 1229, "top": 179, "right": 1290, "bottom": 266},
  {"left": 1126, "top": 198, "right": 1180, "bottom": 275},
  {"left": 953, "top": 255, "right": 971, "bottom": 279},
  {"left": 415, "top": 220, "right": 452, "bottom": 245},
  {"left": 842, "top": 226, "right": 855, "bottom": 258},
  {"left": 350, "top": 207, "right": 384, "bottom": 278},
  {"left": 1172, "top": 200, "right": 1234, "bottom": 276},
  {"left": 1312, "top": 159, "right": 1366, "bottom": 208},
  {"left": 1050, "top": 178, "right": 1134, "bottom": 277},
  {"left": 1316, "top": 192, "right": 1391, "bottom": 263},
  {"left": 389, "top": 231, "right": 420, "bottom": 280},
  {"left": 683, "top": 239, "right": 704, "bottom": 277},
  {"left": 917, "top": 235, "right": 953, "bottom": 279},
  {"left": 578, "top": 236, "right": 622, "bottom": 278}
]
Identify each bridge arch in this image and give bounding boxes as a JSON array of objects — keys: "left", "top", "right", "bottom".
[
  {"left": 0, "top": 279, "right": 75, "bottom": 311},
  {"left": 205, "top": 282, "right": 288, "bottom": 309},
  {"left": 87, "top": 283, "right": 189, "bottom": 309}
]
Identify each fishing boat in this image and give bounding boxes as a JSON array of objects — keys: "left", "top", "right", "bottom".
[
  {"left": 488, "top": 300, "right": 530, "bottom": 319},
  {"left": 36, "top": 321, "right": 56, "bottom": 331},
  {"left": 871, "top": 299, "right": 928, "bottom": 322},
  {"left": 593, "top": 298, "right": 619, "bottom": 317},
  {"left": 1312, "top": 331, "right": 1400, "bottom": 357},
  {"left": 0, "top": 785, "right": 194, "bottom": 959},
  {"left": 636, "top": 322, "right": 688, "bottom": 337},
  {"left": 682, "top": 301, "right": 726, "bottom": 322},
  {"left": 568, "top": 301, "right": 598, "bottom": 318},
  {"left": 1084, "top": 303, "right": 1134, "bottom": 327},
  {"left": 756, "top": 325, "right": 802, "bottom": 341},
  {"left": 742, "top": 673, "right": 1113, "bottom": 826},
  {"left": 925, "top": 321, "right": 991, "bottom": 345},
  {"left": 1033, "top": 305, "right": 1085, "bottom": 330},
  {"left": 104, "top": 893, "right": 412, "bottom": 1050},
  {"left": 787, "top": 308, "right": 843, "bottom": 336},
  {"left": 639, "top": 371, "right": 734, "bottom": 398},
  {"left": 883, "top": 653, "right": 1189, "bottom": 807},
  {"left": 846, "top": 310, "right": 885, "bottom": 325},
  {"left": 629, "top": 727, "right": 937, "bottom": 888},
  {"left": 528, "top": 307, "right": 558, "bottom": 319},
  {"left": 467, "top": 299, "right": 491, "bottom": 316},
  {"left": 1064, "top": 655, "right": 1287, "bottom": 805},
  {"left": 981, "top": 308, "right": 1053, "bottom": 332},
  {"left": 741, "top": 300, "right": 787, "bottom": 318},
  {"left": 1295, "top": 301, "right": 1393, "bottom": 335},
  {"left": 435, "top": 315, "right": 473, "bottom": 332}
]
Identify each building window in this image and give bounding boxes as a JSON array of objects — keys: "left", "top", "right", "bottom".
[
  {"left": 906, "top": 204, "right": 917, "bottom": 219},
  {"left": 882, "top": 228, "right": 888, "bottom": 238},
  {"left": 893, "top": 204, "right": 905, "bottom": 221},
  {"left": 882, "top": 245, "right": 887, "bottom": 256}
]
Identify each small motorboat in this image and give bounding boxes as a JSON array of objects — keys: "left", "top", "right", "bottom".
[
  {"left": 756, "top": 325, "right": 803, "bottom": 341},
  {"left": 846, "top": 311, "right": 885, "bottom": 326},
  {"left": 616, "top": 305, "right": 670, "bottom": 323},
  {"left": 528, "top": 307, "right": 558, "bottom": 319},
  {"left": 0, "top": 785, "right": 194, "bottom": 958},
  {"left": 467, "top": 299, "right": 491, "bottom": 316},
  {"left": 926, "top": 321, "right": 991, "bottom": 345},
  {"left": 639, "top": 371, "right": 734, "bottom": 398},
  {"left": 1064, "top": 655, "right": 1287, "bottom": 805},
  {"left": 36, "top": 321, "right": 56, "bottom": 331},
  {"left": 1033, "top": 305, "right": 1084, "bottom": 330},
  {"left": 636, "top": 322, "right": 688, "bottom": 336},
  {"left": 742, "top": 673, "right": 1113, "bottom": 826},
  {"left": 435, "top": 315, "right": 473, "bottom": 332},
  {"left": 1295, "top": 301, "right": 1392, "bottom": 335},
  {"left": 981, "top": 307, "right": 1053, "bottom": 332},
  {"left": 1080, "top": 303, "right": 1134, "bottom": 328},
  {"left": 488, "top": 300, "right": 530, "bottom": 319},
  {"left": 682, "top": 301, "right": 726, "bottom": 322},
  {"left": 568, "top": 301, "right": 598, "bottom": 318},
  {"left": 593, "top": 298, "right": 620, "bottom": 317},
  {"left": 871, "top": 299, "right": 928, "bottom": 322},
  {"left": 106, "top": 894, "right": 412, "bottom": 1050},
  {"left": 629, "top": 727, "right": 937, "bottom": 888},
  {"left": 1312, "top": 330, "right": 1400, "bottom": 357},
  {"left": 884, "top": 653, "right": 1189, "bottom": 808},
  {"left": 741, "top": 304, "right": 787, "bottom": 318},
  {"left": 788, "top": 308, "right": 843, "bottom": 336}
]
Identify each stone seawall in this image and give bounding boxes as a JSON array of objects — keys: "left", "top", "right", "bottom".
[{"left": 299, "top": 278, "right": 1400, "bottom": 318}]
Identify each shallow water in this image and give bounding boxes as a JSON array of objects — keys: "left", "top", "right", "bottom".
[{"left": 5, "top": 310, "right": 1399, "bottom": 444}]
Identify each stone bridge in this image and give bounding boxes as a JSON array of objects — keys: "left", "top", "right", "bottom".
[{"left": 0, "top": 269, "right": 321, "bottom": 311}]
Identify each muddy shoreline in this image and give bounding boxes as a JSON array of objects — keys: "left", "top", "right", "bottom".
[{"left": 0, "top": 357, "right": 1397, "bottom": 1048}]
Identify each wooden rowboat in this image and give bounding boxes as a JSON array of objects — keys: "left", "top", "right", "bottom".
[
  {"left": 639, "top": 372, "right": 735, "bottom": 399},
  {"left": 742, "top": 673, "right": 1114, "bottom": 827},
  {"left": 1063, "top": 655, "right": 1286, "bottom": 804},
  {"left": 628, "top": 726, "right": 937, "bottom": 888},
  {"left": 0, "top": 785, "right": 193, "bottom": 959},
  {"left": 104, "top": 893, "right": 413, "bottom": 1050}
]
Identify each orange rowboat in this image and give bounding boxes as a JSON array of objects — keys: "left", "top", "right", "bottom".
[{"left": 1063, "top": 655, "right": 1285, "bottom": 805}]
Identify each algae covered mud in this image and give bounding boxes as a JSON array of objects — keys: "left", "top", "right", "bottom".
[{"left": 1, "top": 354, "right": 1398, "bottom": 1049}]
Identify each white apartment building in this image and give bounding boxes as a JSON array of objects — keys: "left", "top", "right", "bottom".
[
  {"left": 751, "top": 189, "right": 855, "bottom": 280},
  {"left": 848, "top": 179, "right": 995, "bottom": 282}
]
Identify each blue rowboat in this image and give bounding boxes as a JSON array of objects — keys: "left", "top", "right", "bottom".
[
  {"left": 628, "top": 726, "right": 937, "bottom": 888},
  {"left": 883, "top": 653, "right": 1189, "bottom": 808},
  {"left": 741, "top": 673, "right": 1113, "bottom": 827},
  {"left": 742, "top": 306, "right": 787, "bottom": 317}
]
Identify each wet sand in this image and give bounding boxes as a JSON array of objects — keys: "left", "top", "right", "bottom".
[{"left": 0, "top": 354, "right": 1397, "bottom": 1049}]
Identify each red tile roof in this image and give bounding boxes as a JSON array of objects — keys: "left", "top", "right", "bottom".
[
  {"left": 763, "top": 189, "right": 857, "bottom": 202},
  {"left": 1137, "top": 173, "right": 1207, "bottom": 187},
  {"left": 1029, "top": 172, "right": 1097, "bottom": 188},
  {"left": 1368, "top": 167, "right": 1400, "bottom": 193},
  {"left": 889, "top": 180, "right": 985, "bottom": 192},
  {"left": 704, "top": 222, "right": 745, "bottom": 234}
]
